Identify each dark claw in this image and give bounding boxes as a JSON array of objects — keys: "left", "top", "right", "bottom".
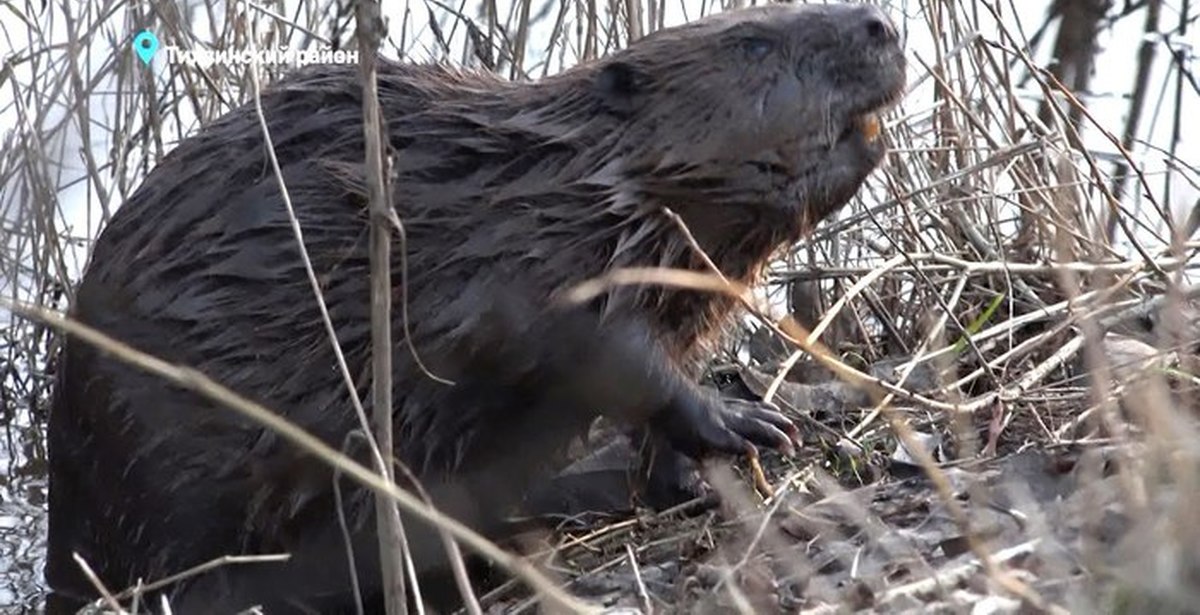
[
  {"left": 652, "top": 391, "right": 799, "bottom": 460},
  {"left": 723, "top": 399, "right": 797, "bottom": 455}
]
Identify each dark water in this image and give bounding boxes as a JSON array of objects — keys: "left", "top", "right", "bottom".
[
  {"left": 0, "top": 418, "right": 48, "bottom": 613},
  {"left": 0, "top": 294, "right": 62, "bottom": 613},
  {"left": 1, "top": 319, "right": 53, "bottom": 613}
]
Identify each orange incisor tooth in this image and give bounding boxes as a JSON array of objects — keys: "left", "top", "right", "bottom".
[{"left": 860, "top": 114, "right": 881, "bottom": 142}]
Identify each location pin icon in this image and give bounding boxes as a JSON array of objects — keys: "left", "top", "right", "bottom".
[{"left": 133, "top": 30, "right": 159, "bottom": 66}]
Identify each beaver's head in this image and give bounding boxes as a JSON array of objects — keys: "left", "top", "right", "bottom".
[{"left": 580, "top": 2, "right": 906, "bottom": 236}]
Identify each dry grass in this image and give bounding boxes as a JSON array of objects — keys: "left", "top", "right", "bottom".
[{"left": 1, "top": 0, "right": 1198, "bottom": 613}]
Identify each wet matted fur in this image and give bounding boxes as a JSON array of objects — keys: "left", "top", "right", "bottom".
[{"left": 47, "top": 3, "right": 905, "bottom": 612}]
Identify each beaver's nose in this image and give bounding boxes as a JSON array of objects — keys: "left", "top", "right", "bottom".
[{"left": 854, "top": 5, "right": 901, "bottom": 48}]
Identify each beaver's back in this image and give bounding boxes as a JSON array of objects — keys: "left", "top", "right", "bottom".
[{"left": 44, "top": 62, "right": 568, "bottom": 603}]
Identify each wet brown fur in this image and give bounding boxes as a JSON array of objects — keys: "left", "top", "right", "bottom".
[{"left": 47, "top": 3, "right": 905, "bottom": 612}]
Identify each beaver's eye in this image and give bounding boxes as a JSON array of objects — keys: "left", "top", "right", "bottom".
[{"left": 740, "top": 37, "right": 774, "bottom": 60}]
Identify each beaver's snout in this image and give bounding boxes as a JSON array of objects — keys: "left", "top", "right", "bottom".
[
  {"left": 840, "top": 4, "right": 907, "bottom": 85},
  {"left": 823, "top": 5, "right": 907, "bottom": 148},
  {"left": 853, "top": 5, "right": 902, "bottom": 50},
  {"left": 823, "top": 3, "right": 907, "bottom": 79}
]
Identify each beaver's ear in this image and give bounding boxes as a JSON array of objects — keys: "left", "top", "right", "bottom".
[{"left": 594, "top": 62, "right": 644, "bottom": 115}]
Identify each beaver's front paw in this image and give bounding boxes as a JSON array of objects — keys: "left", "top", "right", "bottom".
[{"left": 652, "top": 392, "right": 798, "bottom": 460}]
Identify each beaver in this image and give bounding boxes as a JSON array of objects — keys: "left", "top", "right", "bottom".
[{"left": 46, "top": 3, "right": 905, "bottom": 612}]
